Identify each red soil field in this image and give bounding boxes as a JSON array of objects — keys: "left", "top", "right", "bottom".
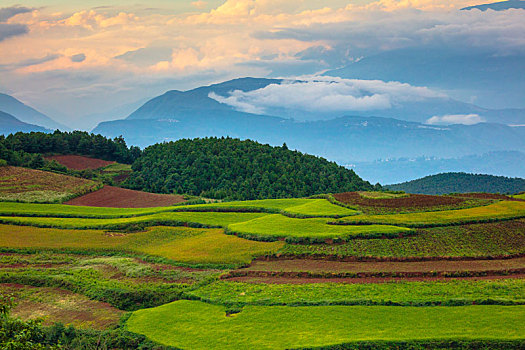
[
  {"left": 333, "top": 192, "right": 465, "bottom": 208},
  {"left": 65, "top": 185, "right": 186, "bottom": 208},
  {"left": 240, "top": 257, "right": 525, "bottom": 274},
  {"left": 455, "top": 193, "right": 525, "bottom": 201},
  {"left": 44, "top": 155, "right": 115, "bottom": 170}
]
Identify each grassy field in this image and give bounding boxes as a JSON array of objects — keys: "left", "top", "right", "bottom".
[
  {"left": 189, "top": 279, "right": 525, "bottom": 306},
  {"left": 0, "top": 166, "right": 100, "bottom": 203},
  {"left": 127, "top": 301, "right": 525, "bottom": 350},
  {"left": 228, "top": 214, "right": 412, "bottom": 242},
  {"left": 0, "top": 211, "right": 268, "bottom": 230},
  {"left": 513, "top": 193, "right": 525, "bottom": 200},
  {"left": 0, "top": 225, "right": 282, "bottom": 267},
  {"left": 0, "top": 253, "right": 221, "bottom": 310},
  {"left": 280, "top": 219, "right": 525, "bottom": 258},
  {"left": 335, "top": 200, "right": 525, "bottom": 227}
]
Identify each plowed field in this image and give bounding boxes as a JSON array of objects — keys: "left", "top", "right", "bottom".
[
  {"left": 65, "top": 185, "right": 185, "bottom": 208},
  {"left": 44, "top": 155, "right": 115, "bottom": 170}
]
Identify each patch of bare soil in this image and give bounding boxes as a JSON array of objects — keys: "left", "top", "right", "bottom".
[
  {"left": 65, "top": 185, "right": 186, "bottom": 208},
  {"left": 333, "top": 192, "right": 465, "bottom": 208},
  {"left": 0, "top": 284, "right": 124, "bottom": 329},
  {"left": 45, "top": 155, "right": 115, "bottom": 170}
]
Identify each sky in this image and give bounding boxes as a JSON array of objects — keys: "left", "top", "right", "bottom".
[{"left": 0, "top": 0, "right": 524, "bottom": 128}]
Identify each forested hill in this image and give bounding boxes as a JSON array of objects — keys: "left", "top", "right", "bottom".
[
  {"left": 387, "top": 172, "right": 525, "bottom": 195},
  {"left": 123, "top": 137, "right": 377, "bottom": 200}
]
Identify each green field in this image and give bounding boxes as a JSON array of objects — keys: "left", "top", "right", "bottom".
[
  {"left": 127, "top": 301, "right": 525, "bottom": 349},
  {"left": 229, "top": 214, "right": 412, "bottom": 241},
  {"left": 190, "top": 279, "right": 525, "bottom": 306},
  {"left": 2, "top": 194, "right": 525, "bottom": 349},
  {"left": 335, "top": 200, "right": 525, "bottom": 227}
]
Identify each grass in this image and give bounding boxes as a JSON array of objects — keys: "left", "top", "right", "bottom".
[
  {"left": 0, "top": 252, "right": 223, "bottom": 310},
  {"left": 0, "top": 202, "right": 185, "bottom": 218},
  {"left": 335, "top": 201, "right": 525, "bottom": 227},
  {"left": 279, "top": 219, "right": 525, "bottom": 258},
  {"left": 126, "top": 301, "right": 525, "bottom": 350},
  {"left": 228, "top": 214, "right": 412, "bottom": 242},
  {"left": 0, "top": 211, "right": 268, "bottom": 230},
  {"left": 190, "top": 198, "right": 357, "bottom": 217},
  {"left": 189, "top": 279, "right": 525, "bottom": 306},
  {"left": 0, "top": 283, "right": 125, "bottom": 329},
  {"left": 0, "top": 225, "right": 283, "bottom": 267},
  {"left": 513, "top": 193, "right": 525, "bottom": 200},
  {"left": 0, "top": 198, "right": 355, "bottom": 218}
]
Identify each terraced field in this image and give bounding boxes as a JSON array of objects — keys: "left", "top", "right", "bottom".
[
  {"left": 1, "top": 191, "right": 525, "bottom": 349},
  {"left": 0, "top": 166, "right": 100, "bottom": 203}
]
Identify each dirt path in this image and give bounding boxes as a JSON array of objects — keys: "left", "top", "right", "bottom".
[{"left": 65, "top": 185, "right": 186, "bottom": 208}]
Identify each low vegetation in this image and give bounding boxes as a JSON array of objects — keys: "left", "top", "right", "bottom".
[
  {"left": 280, "top": 219, "right": 525, "bottom": 258},
  {"left": 126, "top": 301, "right": 525, "bottom": 349},
  {"left": 335, "top": 200, "right": 525, "bottom": 227},
  {"left": 189, "top": 279, "right": 525, "bottom": 306},
  {"left": 0, "top": 225, "right": 282, "bottom": 267},
  {"left": 228, "top": 214, "right": 412, "bottom": 242}
]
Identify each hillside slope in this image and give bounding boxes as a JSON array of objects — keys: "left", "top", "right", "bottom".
[
  {"left": 0, "top": 93, "right": 68, "bottom": 130},
  {"left": 387, "top": 172, "right": 525, "bottom": 195},
  {"left": 124, "top": 137, "right": 376, "bottom": 199},
  {"left": 0, "top": 111, "right": 49, "bottom": 135}
]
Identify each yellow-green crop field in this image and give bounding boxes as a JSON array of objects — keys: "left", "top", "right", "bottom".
[{"left": 335, "top": 200, "right": 525, "bottom": 227}]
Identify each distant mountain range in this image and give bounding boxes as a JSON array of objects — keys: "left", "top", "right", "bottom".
[
  {"left": 462, "top": 0, "right": 525, "bottom": 11},
  {"left": 0, "top": 111, "right": 50, "bottom": 134},
  {"left": 387, "top": 172, "right": 525, "bottom": 195},
  {"left": 119, "top": 77, "right": 524, "bottom": 125},
  {"left": 0, "top": 93, "right": 67, "bottom": 131},
  {"left": 351, "top": 151, "right": 525, "bottom": 185}
]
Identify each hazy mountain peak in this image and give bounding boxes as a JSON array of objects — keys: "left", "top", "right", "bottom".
[
  {"left": 0, "top": 93, "right": 68, "bottom": 130},
  {"left": 461, "top": 0, "right": 525, "bottom": 11}
]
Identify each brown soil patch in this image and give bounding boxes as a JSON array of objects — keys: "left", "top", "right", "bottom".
[
  {"left": 65, "top": 185, "right": 186, "bottom": 208},
  {"left": 228, "top": 274, "right": 525, "bottom": 284},
  {"left": 45, "top": 155, "right": 115, "bottom": 170},
  {"left": 333, "top": 192, "right": 465, "bottom": 208},
  {"left": 0, "top": 284, "right": 124, "bottom": 329},
  {"left": 455, "top": 193, "right": 525, "bottom": 201},
  {"left": 240, "top": 257, "right": 525, "bottom": 274}
]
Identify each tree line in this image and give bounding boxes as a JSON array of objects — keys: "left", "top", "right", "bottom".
[
  {"left": 0, "top": 130, "right": 141, "bottom": 166},
  {"left": 123, "top": 137, "right": 378, "bottom": 200}
]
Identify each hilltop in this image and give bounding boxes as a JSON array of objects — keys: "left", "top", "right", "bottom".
[{"left": 387, "top": 172, "right": 525, "bottom": 195}]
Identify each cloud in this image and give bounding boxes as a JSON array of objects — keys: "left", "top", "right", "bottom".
[
  {"left": 70, "top": 53, "right": 86, "bottom": 63},
  {"left": 209, "top": 76, "right": 446, "bottom": 115},
  {"left": 115, "top": 47, "right": 173, "bottom": 66},
  {"left": 0, "top": 23, "right": 28, "bottom": 42},
  {"left": 0, "top": 6, "right": 32, "bottom": 22},
  {"left": 191, "top": 1, "right": 208, "bottom": 10},
  {"left": 426, "top": 114, "right": 484, "bottom": 125}
]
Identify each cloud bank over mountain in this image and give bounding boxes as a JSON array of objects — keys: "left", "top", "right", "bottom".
[{"left": 0, "top": 1, "right": 523, "bottom": 124}]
